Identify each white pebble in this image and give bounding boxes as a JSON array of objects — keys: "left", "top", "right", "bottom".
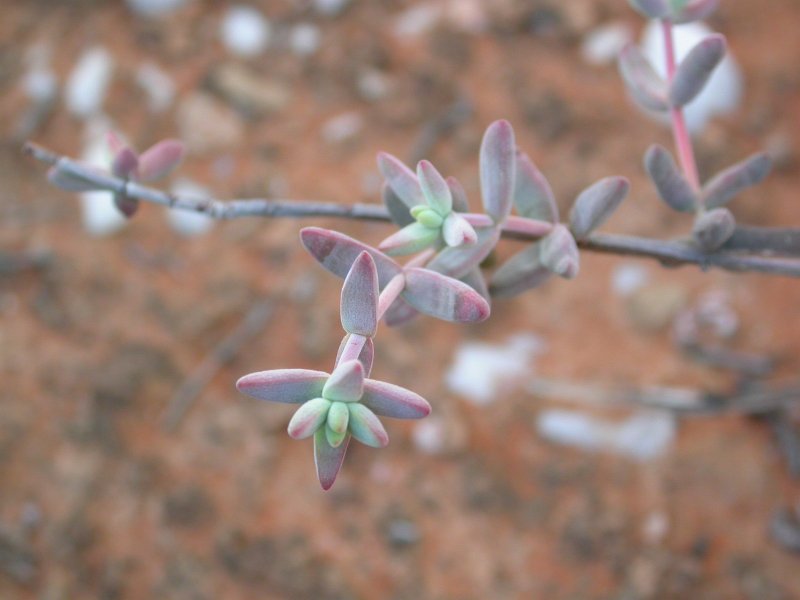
[
  {"left": 126, "top": 0, "right": 190, "bottom": 17},
  {"left": 445, "top": 334, "right": 546, "bottom": 405},
  {"left": 313, "top": 0, "right": 351, "bottom": 17},
  {"left": 220, "top": 5, "right": 271, "bottom": 57},
  {"left": 65, "top": 46, "right": 114, "bottom": 118},
  {"left": 641, "top": 20, "right": 742, "bottom": 134},
  {"left": 581, "top": 21, "right": 633, "bottom": 66},
  {"left": 393, "top": 4, "right": 442, "bottom": 39},
  {"left": 289, "top": 23, "right": 321, "bottom": 57},
  {"left": 135, "top": 62, "right": 176, "bottom": 113},
  {"left": 321, "top": 112, "right": 364, "bottom": 144},
  {"left": 611, "top": 263, "right": 649, "bottom": 297},
  {"left": 412, "top": 418, "right": 447, "bottom": 455},
  {"left": 166, "top": 178, "right": 215, "bottom": 237}
]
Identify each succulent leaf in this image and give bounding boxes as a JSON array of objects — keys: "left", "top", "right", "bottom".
[
  {"left": 382, "top": 183, "right": 415, "bottom": 226},
  {"left": 322, "top": 360, "right": 365, "bottom": 402},
  {"left": 326, "top": 401, "right": 350, "bottom": 435},
  {"left": 325, "top": 425, "right": 348, "bottom": 448},
  {"left": 379, "top": 222, "right": 440, "bottom": 256},
  {"left": 669, "top": 35, "right": 726, "bottom": 107},
  {"left": 460, "top": 267, "right": 490, "bottom": 302},
  {"left": 672, "top": 0, "right": 719, "bottom": 23},
  {"left": 703, "top": 153, "right": 772, "bottom": 209},
  {"left": 417, "top": 160, "right": 452, "bottom": 215},
  {"left": 402, "top": 268, "right": 490, "bottom": 323},
  {"left": 480, "top": 120, "right": 516, "bottom": 223},
  {"left": 335, "top": 334, "right": 375, "bottom": 376},
  {"left": 514, "top": 151, "right": 559, "bottom": 223},
  {"left": 644, "top": 145, "right": 698, "bottom": 213},
  {"left": 628, "top": 0, "right": 670, "bottom": 19},
  {"left": 137, "top": 139, "right": 185, "bottom": 182},
  {"left": 287, "top": 397, "right": 331, "bottom": 439},
  {"left": 341, "top": 251, "right": 379, "bottom": 337},
  {"left": 619, "top": 44, "right": 669, "bottom": 113},
  {"left": 377, "top": 152, "right": 425, "bottom": 208},
  {"left": 361, "top": 380, "right": 431, "bottom": 419},
  {"left": 490, "top": 245, "right": 552, "bottom": 299},
  {"left": 426, "top": 227, "right": 500, "bottom": 279},
  {"left": 314, "top": 428, "right": 350, "bottom": 490},
  {"left": 540, "top": 224, "right": 580, "bottom": 279},
  {"left": 693, "top": 207, "right": 736, "bottom": 251},
  {"left": 569, "top": 177, "right": 630, "bottom": 240},
  {"left": 442, "top": 213, "right": 478, "bottom": 248},
  {"left": 300, "top": 227, "right": 402, "bottom": 289},
  {"left": 382, "top": 297, "right": 419, "bottom": 327},
  {"left": 236, "top": 369, "right": 328, "bottom": 403},
  {"left": 111, "top": 147, "right": 139, "bottom": 179},
  {"left": 347, "top": 403, "right": 389, "bottom": 448},
  {"left": 447, "top": 176, "right": 470, "bottom": 213}
]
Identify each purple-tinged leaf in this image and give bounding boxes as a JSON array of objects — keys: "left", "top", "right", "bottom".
[
  {"left": 347, "top": 403, "right": 389, "bottom": 448},
  {"left": 402, "top": 268, "right": 490, "bottom": 323},
  {"left": 335, "top": 334, "right": 374, "bottom": 376},
  {"left": 377, "top": 152, "right": 425, "bottom": 209},
  {"left": 442, "top": 213, "right": 478, "bottom": 248},
  {"left": 619, "top": 44, "right": 669, "bottom": 113},
  {"left": 540, "top": 224, "right": 579, "bottom": 279},
  {"left": 426, "top": 227, "right": 500, "bottom": 279},
  {"left": 300, "top": 227, "right": 402, "bottom": 289},
  {"left": 382, "top": 183, "right": 415, "bottom": 226},
  {"left": 703, "top": 153, "right": 771, "bottom": 209},
  {"left": 489, "top": 243, "right": 552, "bottom": 299},
  {"left": 673, "top": 0, "right": 719, "bottom": 24},
  {"left": 323, "top": 360, "right": 364, "bottom": 403},
  {"left": 361, "top": 380, "right": 431, "bottom": 419},
  {"left": 693, "top": 208, "right": 736, "bottom": 252},
  {"left": 644, "top": 145, "right": 697, "bottom": 213},
  {"left": 514, "top": 151, "right": 559, "bottom": 223},
  {"left": 112, "top": 147, "right": 139, "bottom": 179},
  {"left": 460, "top": 267, "right": 490, "bottom": 302},
  {"left": 138, "top": 139, "right": 185, "bottom": 182},
  {"left": 382, "top": 297, "right": 419, "bottom": 327},
  {"left": 628, "top": 0, "right": 669, "bottom": 19},
  {"left": 236, "top": 369, "right": 328, "bottom": 403},
  {"left": 379, "top": 222, "right": 440, "bottom": 256},
  {"left": 340, "top": 251, "right": 379, "bottom": 337},
  {"left": 326, "top": 401, "right": 350, "bottom": 434},
  {"left": 314, "top": 428, "right": 350, "bottom": 490},
  {"left": 113, "top": 193, "right": 140, "bottom": 218},
  {"left": 106, "top": 131, "right": 129, "bottom": 155},
  {"left": 447, "top": 176, "right": 470, "bottom": 213},
  {"left": 417, "top": 160, "right": 452, "bottom": 215},
  {"left": 480, "top": 120, "right": 516, "bottom": 223},
  {"left": 325, "top": 425, "right": 347, "bottom": 448},
  {"left": 287, "top": 398, "right": 331, "bottom": 439},
  {"left": 461, "top": 213, "right": 495, "bottom": 229},
  {"left": 47, "top": 164, "right": 108, "bottom": 192},
  {"left": 569, "top": 176, "right": 630, "bottom": 240},
  {"left": 411, "top": 206, "right": 444, "bottom": 228},
  {"left": 670, "top": 35, "right": 726, "bottom": 107}
]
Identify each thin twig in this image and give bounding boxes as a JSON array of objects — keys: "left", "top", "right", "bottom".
[
  {"left": 161, "top": 298, "right": 274, "bottom": 431},
  {"left": 23, "top": 142, "right": 800, "bottom": 278}
]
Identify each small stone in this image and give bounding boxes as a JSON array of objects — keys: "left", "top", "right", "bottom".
[
  {"left": 135, "top": 61, "right": 176, "bottom": 113},
  {"left": 126, "top": 0, "right": 190, "bottom": 16},
  {"left": 220, "top": 5, "right": 271, "bottom": 57},
  {"left": 393, "top": 4, "right": 442, "bottom": 39},
  {"left": 611, "top": 263, "right": 649, "bottom": 297},
  {"left": 65, "top": 46, "right": 113, "bottom": 118},
  {"left": 210, "top": 63, "right": 290, "bottom": 117},
  {"left": 356, "top": 69, "right": 392, "bottom": 102},
  {"left": 412, "top": 414, "right": 468, "bottom": 455},
  {"left": 627, "top": 283, "right": 688, "bottom": 332},
  {"left": 581, "top": 21, "right": 633, "bottom": 66},
  {"left": 178, "top": 93, "right": 244, "bottom": 154},
  {"left": 313, "top": 0, "right": 351, "bottom": 17},
  {"left": 385, "top": 519, "right": 420, "bottom": 548},
  {"left": 289, "top": 23, "right": 321, "bottom": 57},
  {"left": 321, "top": 112, "right": 363, "bottom": 144}
]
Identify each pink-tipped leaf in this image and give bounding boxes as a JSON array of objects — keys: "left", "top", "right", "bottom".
[
  {"left": 287, "top": 398, "right": 331, "bottom": 439},
  {"left": 540, "top": 224, "right": 579, "bottom": 279},
  {"left": 569, "top": 177, "right": 629, "bottom": 240},
  {"left": 325, "top": 425, "right": 348, "bottom": 448},
  {"left": 138, "top": 139, "right": 185, "bottom": 182},
  {"left": 361, "top": 380, "right": 431, "bottom": 419},
  {"left": 460, "top": 268, "right": 490, "bottom": 302},
  {"left": 382, "top": 297, "right": 419, "bottom": 327},
  {"left": 326, "top": 401, "right": 350, "bottom": 435},
  {"left": 703, "top": 153, "right": 771, "bottom": 209},
  {"left": 335, "top": 334, "right": 374, "bottom": 376},
  {"left": 619, "top": 44, "right": 669, "bottom": 113},
  {"left": 670, "top": 35, "right": 726, "bottom": 107},
  {"left": 322, "top": 360, "right": 364, "bottom": 403},
  {"left": 112, "top": 147, "right": 139, "bottom": 179},
  {"left": 314, "top": 429, "right": 350, "bottom": 490},
  {"left": 341, "top": 251, "right": 379, "bottom": 337},
  {"left": 382, "top": 183, "right": 415, "bottom": 226},
  {"left": 300, "top": 227, "right": 402, "bottom": 289},
  {"left": 426, "top": 227, "right": 500, "bottom": 279},
  {"left": 442, "top": 213, "right": 478, "bottom": 248},
  {"left": 236, "top": 369, "right": 328, "bottom": 403},
  {"left": 417, "top": 160, "right": 452, "bottom": 215},
  {"left": 644, "top": 145, "right": 697, "bottom": 213},
  {"left": 480, "top": 120, "right": 516, "bottom": 223},
  {"left": 514, "top": 151, "right": 559, "bottom": 223},
  {"left": 402, "top": 268, "right": 490, "bottom": 323},
  {"left": 446, "top": 176, "right": 470, "bottom": 213},
  {"left": 347, "top": 403, "right": 389, "bottom": 448},
  {"left": 377, "top": 152, "right": 425, "bottom": 209}
]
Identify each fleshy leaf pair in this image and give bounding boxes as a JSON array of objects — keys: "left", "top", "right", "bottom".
[
  {"left": 301, "top": 227, "right": 490, "bottom": 325},
  {"left": 237, "top": 361, "right": 430, "bottom": 490},
  {"left": 628, "top": 0, "right": 719, "bottom": 24}
]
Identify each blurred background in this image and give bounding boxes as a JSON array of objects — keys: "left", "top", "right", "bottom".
[{"left": 2, "top": 1, "right": 800, "bottom": 598}]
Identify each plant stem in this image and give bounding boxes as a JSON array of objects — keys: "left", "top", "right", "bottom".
[
  {"left": 23, "top": 142, "right": 800, "bottom": 278},
  {"left": 337, "top": 334, "right": 367, "bottom": 366},
  {"left": 662, "top": 19, "right": 701, "bottom": 192}
]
